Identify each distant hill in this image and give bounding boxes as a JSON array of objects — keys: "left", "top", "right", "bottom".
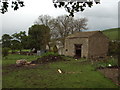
[{"left": 102, "top": 28, "right": 120, "bottom": 40}]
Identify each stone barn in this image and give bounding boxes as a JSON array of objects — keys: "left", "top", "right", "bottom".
[{"left": 64, "top": 31, "right": 109, "bottom": 58}]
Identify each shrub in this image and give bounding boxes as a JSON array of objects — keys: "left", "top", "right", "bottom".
[
  {"left": 108, "top": 41, "right": 120, "bottom": 56},
  {"left": 2, "top": 47, "right": 10, "bottom": 57}
]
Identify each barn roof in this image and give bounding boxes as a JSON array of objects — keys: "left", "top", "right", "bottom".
[{"left": 66, "top": 31, "right": 101, "bottom": 39}]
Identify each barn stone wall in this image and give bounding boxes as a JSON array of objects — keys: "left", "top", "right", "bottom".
[
  {"left": 88, "top": 32, "right": 109, "bottom": 58},
  {"left": 64, "top": 37, "right": 89, "bottom": 58}
]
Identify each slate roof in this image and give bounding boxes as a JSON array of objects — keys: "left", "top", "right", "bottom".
[{"left": 66, "top": 31, "right": 101, "bottom": 39}]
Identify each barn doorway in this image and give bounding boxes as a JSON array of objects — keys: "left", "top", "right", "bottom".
[{"left": 74, "top": 44, "right": 82, "bottom": 58}]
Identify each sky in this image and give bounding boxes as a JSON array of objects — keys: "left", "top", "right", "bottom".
[{"left": 0, "top": 0, "right": 119, "bottom": 37}]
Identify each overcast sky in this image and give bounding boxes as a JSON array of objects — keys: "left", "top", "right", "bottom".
[{"left": 0, "top": 0, "right": 119, "bottom": 37}]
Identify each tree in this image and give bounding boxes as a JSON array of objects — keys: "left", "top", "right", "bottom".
[
  {"left": 21, "top": 35, "right": 30, "bottom": 49},
  {"left": 35, "top": 15, "right": 88, "bottom": 46},
  {"left": 49, "top": 15, "right": 88, "bottom": 46},
  {"left": 28, "top": 24, "right": 51, "bottom": 51},
  {"left": 0, "top": 0, "right": 24, "bottom": 14},
  {"left": 11, "top": 31, "right": 28, "bottom": 52},
  {"left": 2, "top": 34, "right": 12, "bottom": 48},
  {"left": 53, "top": 0, "right": 100, "bottom": 17},
  {"left": 35, "top": 15, "right": 52, "bottom": 26},
  {"left": 11, "top": 40, "right": 22, "bottom": 53},
  {"left": 1, "top": 32, "right": 29, "bottom": 52},
  {"left": 1, "top": 0, "right": 101, "bottom": 16},
  {"left": 12, "top": 31, "right": 26, "bottom": 41}
]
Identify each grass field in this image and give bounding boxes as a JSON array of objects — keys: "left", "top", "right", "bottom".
[
  {"left": 102, "top": 28, "right": 120, "bottom": 40},
  {"left": 2, "top": 54, "right": 118, "bottom": 88}
]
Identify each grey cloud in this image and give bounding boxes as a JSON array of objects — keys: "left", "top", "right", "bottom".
[{"left": 75, "top": 0, "right": 118, "bottom": 31}]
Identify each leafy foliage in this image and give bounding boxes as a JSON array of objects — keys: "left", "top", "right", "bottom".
[
  {"left": 53, "top": 0, "right": 100, "bottom": 17},
  {"left": 1, "top": 0, "right": 100, "bottom": 15},
  {"left": 28, "top": 24, "right": 51, "bottom": 51},
  {"left": 11, "top": 40, "right": 22, "bottom": 52},
  {"left": 1, "top": 31, "right": 29, "bottom": 53},
  {"left": 11, "top": 31, "right": 29, "bottom": 49},
  {"left": 0, "top": 0, "right": 24, "bottom": 14},
  {"left": 2, "top": 34, "right": 12, "bottom": 48},
  {"left": 108, "top": 41, "right": 120, "bottom": 56},
  {"left": 10, "top": 31, "right": 29, "bottom": 52}
]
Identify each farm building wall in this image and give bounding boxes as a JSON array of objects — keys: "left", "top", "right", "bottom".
[
  {"left": 88, "top": 32, "right": 109, "bottom": 58},
  {"left": 64, "top": 37, "right": 89, "bottom": 58},
  {"left": 58, "top": 47, "right": 65, "bottom": 55}
]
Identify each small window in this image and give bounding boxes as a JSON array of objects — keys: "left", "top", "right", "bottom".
[{"left": 66, "top": 49, "right": 68, "bottom": 51}]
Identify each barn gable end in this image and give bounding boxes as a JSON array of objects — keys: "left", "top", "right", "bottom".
[{"left": 88, "top": 31, "right": 109, "bottom": 58}]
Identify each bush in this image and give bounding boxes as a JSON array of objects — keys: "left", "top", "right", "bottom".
[
  {"left": 2, "top": 47, "right": 10, "bottom": 57},
  {"left": 108, "top": 41, "right": 120, "bottom": 56}
]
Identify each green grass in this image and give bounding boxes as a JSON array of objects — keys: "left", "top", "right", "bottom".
[
  {"left": 2, "top": 54, "right": 118, "bottom": 88},
  {"left": 9, "top": 49, "right": 31, "bottom": 53},
  {"left": 2, "top": 54, "right": 40, "bottom": 66},
  {"left": 102, "top": 28, "right": 120, "bottom": 40}
]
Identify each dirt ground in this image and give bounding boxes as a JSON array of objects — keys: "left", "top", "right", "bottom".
[
  {"left": 2, "top": 64, "right": 41, "bottom": 75},
  {"left": 98, "top": 67, "right": 119, "bottom": 86}
]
